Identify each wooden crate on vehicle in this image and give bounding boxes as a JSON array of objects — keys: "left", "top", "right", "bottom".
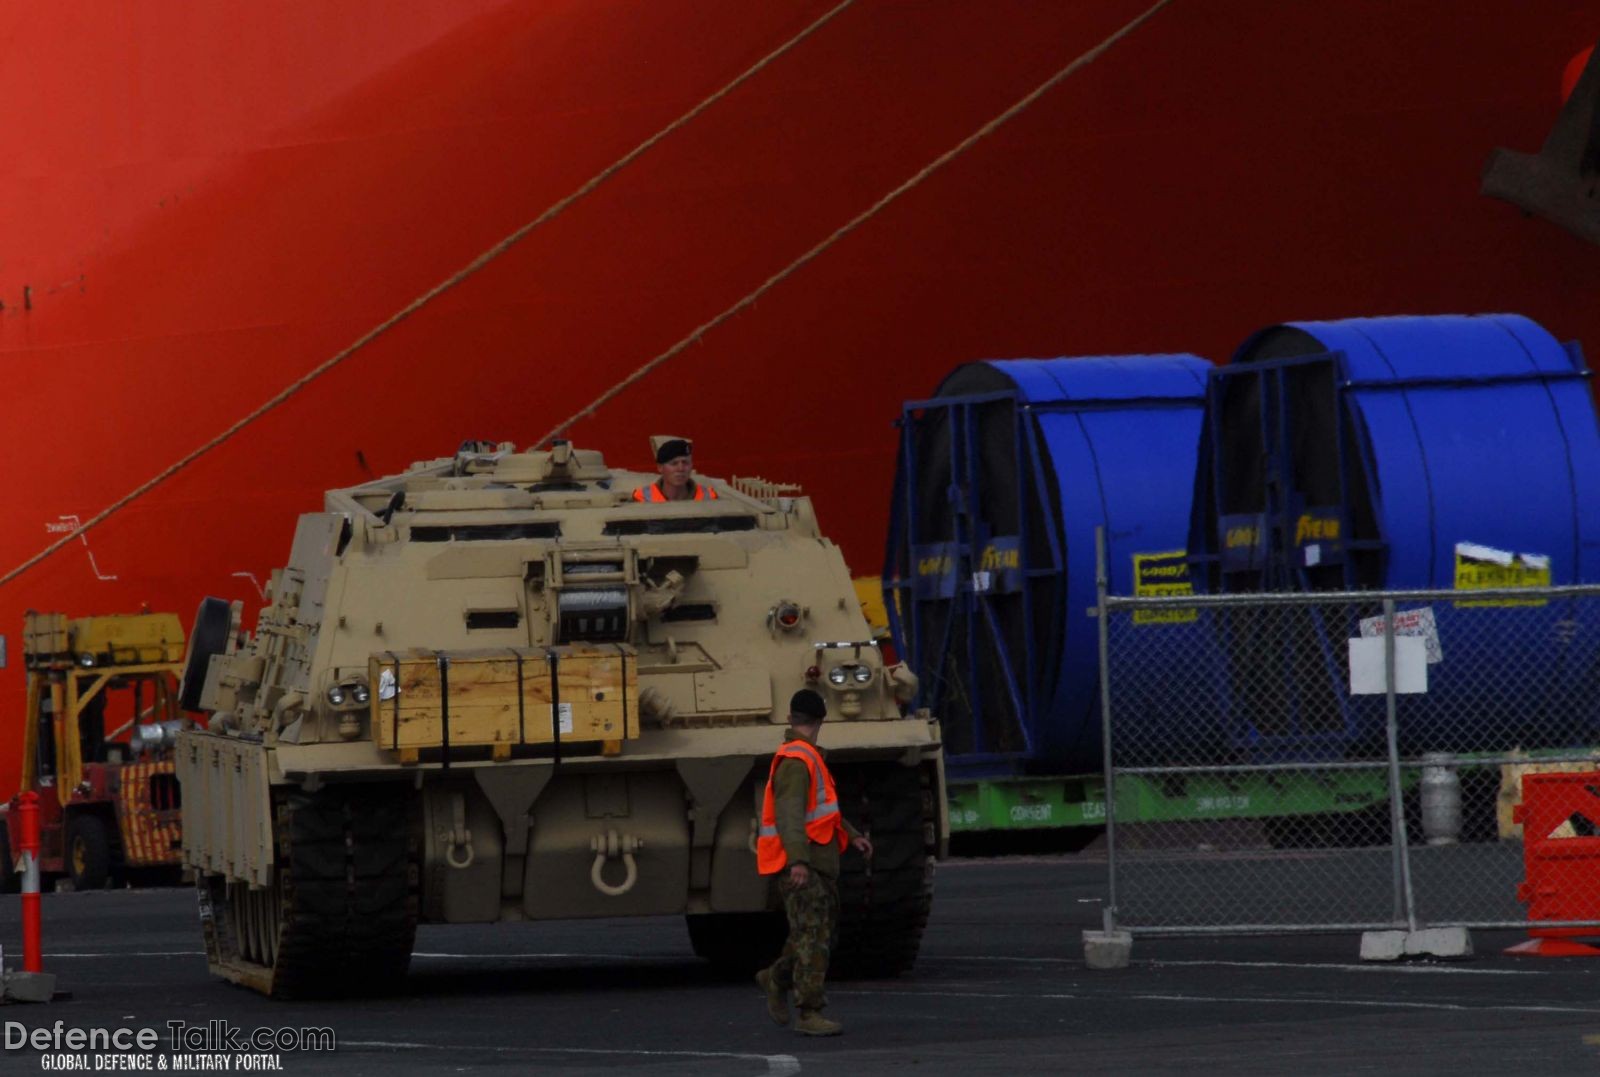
[{"left": 368, "top": 644, "right": 636, "bottom": 752}]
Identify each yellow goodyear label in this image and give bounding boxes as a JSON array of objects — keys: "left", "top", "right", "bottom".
[
  {"left": 1453, "top": 546, "right": 1550, "bottom": 608},
  {"left": 1224, "top": 523, "right": 1260, "bottom": 551},
  {"left": 1133, "top": 550, "right": 1195, "bottom": 625}
]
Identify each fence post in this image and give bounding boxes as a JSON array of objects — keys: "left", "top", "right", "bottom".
[
  {"left": 1096, "top": 526, "right": 1118, "bottom": 933},
  {"left": 1381, "top": 597, "right": 1419, "bottom": 932}
]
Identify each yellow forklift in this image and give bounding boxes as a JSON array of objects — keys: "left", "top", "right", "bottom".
[{"left": 0, "top": 611, "right": 193, "bottom": 891}]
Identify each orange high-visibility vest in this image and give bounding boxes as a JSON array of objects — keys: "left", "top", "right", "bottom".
[
  {"left": 631, "top": 481, "right": 718, "bottom": 502},
  {"left": 756, "top": 739, "right": 848, "bottom": 875}
]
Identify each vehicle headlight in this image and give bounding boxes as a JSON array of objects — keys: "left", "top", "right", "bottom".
[
  {"left": 351, "top": 682, "right": 371, "bottom": 705},
  {"left": 326, "top": 685, "right": 346, "bottom": 706},
  {"left": 851, "top": 665, "right": 873, "bottom": 685},
  {"left": 827, "top": 666, "right": 848, "bottom": 686},
  {"left": 77, "top": 652, "right": 96, "bottom": 668}
]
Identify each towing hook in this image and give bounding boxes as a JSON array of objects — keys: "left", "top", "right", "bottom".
[
  {"left": 446, "top": 832, "right": 475, "bottom": 869},
  {"left": 589, "top": 828, "right": 642, "bottom": 897},
  {"left": 446, "top": 794, "right": 475, "bottom": 869}
]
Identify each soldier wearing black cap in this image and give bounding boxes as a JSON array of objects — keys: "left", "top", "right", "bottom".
[
  {"left": 631, "top": 436, "right": 720, "bottom": 502},
  {"left": 754, "top": 688, "right": 872, "bottom": 1037}
]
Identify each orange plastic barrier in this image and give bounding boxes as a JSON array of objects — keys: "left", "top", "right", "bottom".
[{"left": 1507, "top": 771, "right": 1600, "bottom": 956}]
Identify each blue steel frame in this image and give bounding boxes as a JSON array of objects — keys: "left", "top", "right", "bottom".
[
  {"left": 1193, "top": 350, "right": 1389, "bottom": 592},
  {"left": 1194, "top": 318, "right": 1599, "bottom": 761},
  {"left": 1193, "top": 350, "right": 1391, "bottom": 758},
  {"left": 883, "top": 391, "right": 1064, "bottom": 776}
]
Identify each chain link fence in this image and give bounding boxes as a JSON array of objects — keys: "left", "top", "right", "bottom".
[{"left": 1098, "top": 571, "right": 1600, "bottom": 938}]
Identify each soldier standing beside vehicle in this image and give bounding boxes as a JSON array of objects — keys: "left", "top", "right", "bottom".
[
  {"left": 755, "top": 689, "right": 873, "bottom": 1036},
  {"left": 632, "top": 436, "right": 720, "bottom": 502}
]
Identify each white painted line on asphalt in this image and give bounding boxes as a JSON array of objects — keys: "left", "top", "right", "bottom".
[
  {"left": 1126, "top": 992, "right": 1600, "bottom": 1016},
  {"left": 1146, "top": 959, "right": 1546, "bottom": 976},
  {"left": 39, "top": 950, "right": 674, "bottom": 962},
  {"left": 410, "top": 951, "right": 669, "bottom": 960},
  {"left": 938, "top": 955, "right": 1551, "bottom": 977},
  {"left": 344, "top": 1041, "right": 801, "bottom": 1074},
  {"left": 939, "top": 856, "right": 1080, "bottom": 867},
  {"left": 43, "top": 951, "right": 205, "bottom": 957},
  {"left": 936, "top": 955, "right": 1078, "bottom": 964},
  {"left": 834, "top": 987, "right": 1600, "bottom": 1016},
  {"left": 33, "top": 949, "right": 1557, "bottom": 982}
]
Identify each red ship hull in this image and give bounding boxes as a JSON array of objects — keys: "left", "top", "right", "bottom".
[{"left": 0, "top": 1, "right": 1596, "bottom": 793}]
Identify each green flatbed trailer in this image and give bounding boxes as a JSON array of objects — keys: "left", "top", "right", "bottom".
[{"left": 947, "top": 770, "right": 1405, "bottom": 833}]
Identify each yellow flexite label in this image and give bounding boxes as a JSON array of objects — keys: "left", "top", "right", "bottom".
[
  {"left": 914, "top": 545, "right": 1017, "bottom": 576},
  {"left": 1293, "top": 514, "right": 1340, "bottom": 545},
  {"left": 1133, "top": 550, "right": 1195, "bottom": 625},
  {"left": 1453, "top": 541, "right": 1550, "bottom": 607}
]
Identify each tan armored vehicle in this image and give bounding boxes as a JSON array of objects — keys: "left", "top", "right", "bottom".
[{"left": 177, "top": 439, "right": 946, "bottom": 997}]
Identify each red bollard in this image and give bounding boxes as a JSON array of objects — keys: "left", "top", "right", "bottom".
[{"left": 15, "top": 791, "right": 42, "bottom": 973}]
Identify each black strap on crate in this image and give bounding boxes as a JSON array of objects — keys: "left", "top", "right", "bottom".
[{"left": 437, "top": 653, "right": 451, "bottom": 771}]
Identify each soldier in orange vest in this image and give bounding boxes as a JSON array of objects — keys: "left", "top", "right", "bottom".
[
  {"left": 755, "top": 689, "right": 872, "bottom": 1037},
  {"left": 631, "top": 436, "right": 720, "bottom": 502}
]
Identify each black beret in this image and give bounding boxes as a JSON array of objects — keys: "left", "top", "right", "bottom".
[
  {"left": 655, "top": 438, "right": 692, "bottom": 464},
  {"left": 789, "top": 688, "right": 827, "bottom": 722}
]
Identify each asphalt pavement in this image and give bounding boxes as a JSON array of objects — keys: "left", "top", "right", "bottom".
[{"left": 2, "top": 854, "right": 1599, "bottom": 1075}]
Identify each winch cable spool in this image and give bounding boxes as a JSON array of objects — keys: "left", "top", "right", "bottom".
[
  {"left": 887, "top": 353, "right": 1210, "bottom": 777},
  {"left": 1191, "top": 312, "right": 1600, "bottom": 757}
]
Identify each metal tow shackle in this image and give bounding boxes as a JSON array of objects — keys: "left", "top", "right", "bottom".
[
  {"left": 589, "top": 828, "right": 642, "bottom": 897},
  {"left": 445, "top": 792, "right": 475, "bottom": 869}
]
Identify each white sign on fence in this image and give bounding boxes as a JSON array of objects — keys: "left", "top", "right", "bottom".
[
  {"left": 1358, "top": 606, "right": 1443, "bottom": 664},
  {"left": 1348, "top": 635, "right": 1428, "bottom": 695}
]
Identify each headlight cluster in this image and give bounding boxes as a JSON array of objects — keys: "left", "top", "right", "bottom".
[
  {"left": 826, "top": 664, "right": 874, "bottom": 686},
  {"left": 326, "top": 680, "right": 373, "bottom": 708}
]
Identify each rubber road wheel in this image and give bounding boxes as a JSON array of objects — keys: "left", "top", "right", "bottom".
[
  {"left": 180, "top": 597, "right": 233, "bottom": 712},
  {"left": 67, "top": 815, "right": 112, "bottom": 891}
]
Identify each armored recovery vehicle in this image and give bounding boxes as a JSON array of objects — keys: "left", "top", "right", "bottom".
[{"left": 178, "top": 440, "right": 946, "bottom": 997}]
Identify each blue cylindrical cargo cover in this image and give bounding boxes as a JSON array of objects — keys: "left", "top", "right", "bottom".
[
  {"left": 887, "top": 354, "right": 1212, "bottom": 776},
  {"left": 1235, "top": 313, "right": 1600, "bottom": 587},
  {"left": 993, "top": 355, "right": 1212, "bottom": 770},
  {"left": 1193, "top": 312, "right": 1600, "bottom": 757}
]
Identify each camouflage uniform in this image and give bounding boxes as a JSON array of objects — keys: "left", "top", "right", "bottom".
[
  {"left": 763, "top": 729, "right": 858, "bottom": 1012},
  {"left": 771, "top": 866, "right": 840, "bottom": 1010}
]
